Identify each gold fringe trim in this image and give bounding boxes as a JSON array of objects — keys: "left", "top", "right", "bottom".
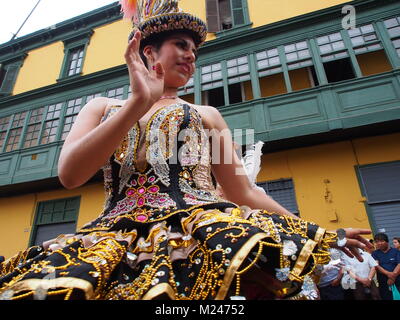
[
  {"left": 6, "top": 277, "right": 94, "bottom": 300},
  {"left": 289, "top": 239, "right": 318, "bottom": 281},
  {"left": 215, "top": 233, "right": 270, "bottom": 300},
  {"left": 142, "top": 283, "right": 176, "bottom": 300}
]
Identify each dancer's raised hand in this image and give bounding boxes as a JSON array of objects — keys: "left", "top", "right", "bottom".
[
  {"left": 125, "top": 30, "right": 165, "bottom": 107},
  {"left": 333, "top": 228, "right": 372, "bottom": 262}
]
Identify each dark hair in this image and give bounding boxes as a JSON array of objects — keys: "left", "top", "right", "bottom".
[
  {"left": 128, "top": 29, "right": 198, "bottom": 69},
  {"left": 374, "top": 233, "right": 389, "bottom": 242},
  {"left": 394, "top": 237, "right": 400, "bottom": 242}
]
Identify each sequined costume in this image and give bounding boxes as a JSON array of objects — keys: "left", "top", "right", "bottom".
[{"left": 0, "top": 103, "right": 337, "bottom": 300}]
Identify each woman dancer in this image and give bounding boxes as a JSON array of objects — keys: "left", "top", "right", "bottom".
[{"left": 0, "top": 0, "right": 371, "bottom": 300}]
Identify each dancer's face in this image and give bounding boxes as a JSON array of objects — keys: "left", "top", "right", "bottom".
[{"left": 145, "top": 33, "right": 197, "bottom": 89}]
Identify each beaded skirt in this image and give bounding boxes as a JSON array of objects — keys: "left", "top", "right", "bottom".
[
  {"left": 0, "top": 103, "right": 337, "bottom": 300},
  {"left": 0, "top": 206, "right": 337, "bottom": 300}
]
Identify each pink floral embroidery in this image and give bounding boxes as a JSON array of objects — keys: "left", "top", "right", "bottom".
[{"left": 103, "top": 173, "right": 176, "bottom": 219}]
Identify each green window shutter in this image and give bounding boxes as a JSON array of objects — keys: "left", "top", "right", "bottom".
[
  {"left": 0, "top": 64, "right": 20, "bottom": 95},
  {"left": 231, "top": 0, "right": 245, "bottom": 26},
  {"left": 206, "top": 0, "right": 221, "bottom": 32},
  {"left": 30, "top": 197, "right": 81, "bottom": 246}
]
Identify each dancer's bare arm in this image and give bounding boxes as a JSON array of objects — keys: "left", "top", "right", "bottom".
[
  {"left": 207, "top": 106, "right": 297, "bottom": 219},
  {"left": 58, "top": 31, "right": 164, "bottom": 189}
]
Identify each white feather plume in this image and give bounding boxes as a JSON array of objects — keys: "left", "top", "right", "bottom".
[{"left": 241, "top": 141, "right": 265, "bottom": 193}]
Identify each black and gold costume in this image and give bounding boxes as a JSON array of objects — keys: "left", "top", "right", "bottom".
[{"left": 0, "top": 103, "right": 337, "bottom": 300}]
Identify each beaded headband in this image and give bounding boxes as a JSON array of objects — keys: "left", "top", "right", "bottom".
[{"left": 120, "top": 0, "right": 207, "bottom": 47}]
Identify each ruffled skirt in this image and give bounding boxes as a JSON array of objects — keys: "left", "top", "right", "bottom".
[{"left": 0, "top": 206, "right": 336, "bottom": 300}]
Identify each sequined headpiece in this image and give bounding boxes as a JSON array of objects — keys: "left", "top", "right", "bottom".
[{"left": 120, "top": 0, "right": 207, "bottom": 47}]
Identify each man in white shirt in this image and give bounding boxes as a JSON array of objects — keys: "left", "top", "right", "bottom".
[{"left": 342, "top": 248, "right": 381, "bottom": 300}]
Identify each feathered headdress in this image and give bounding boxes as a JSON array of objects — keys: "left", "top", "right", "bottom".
[{"left": 119, "top": 0, "right": 207, "bottom": 46}]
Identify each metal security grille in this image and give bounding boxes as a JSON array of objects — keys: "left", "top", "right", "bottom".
[
  {"left": 357, "top": 161, "right": 400, "bottom": 241},
  {"left": 257, "top": 179, "right": 300, "bottom": 216},
  {"left": 31, "top": 197, "right": 80, "bottom": 246}
]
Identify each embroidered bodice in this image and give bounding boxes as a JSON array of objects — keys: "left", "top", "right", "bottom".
[{"left": 80, "top": 103, "right": 236, "bottom": 232}]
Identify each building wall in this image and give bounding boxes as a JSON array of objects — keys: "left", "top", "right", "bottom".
[
  {"left": 248, "top": 0, "right": 349, "bottom": 28},
  {"left": 83, "top": 19, "right": 132, "bottom": 75},
  {"left": 11, "top": 0, "right": 356, "bottom": 95},
  {"left": 13, "top": 42, "right": 64, "bottom": 95},
  {"left": 257, "top": 133, "right": 400, "bottom": 233}
]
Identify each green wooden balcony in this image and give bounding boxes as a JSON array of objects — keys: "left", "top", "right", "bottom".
[{"left": 1, "top": 69, "right": 399, "bottom": 189}]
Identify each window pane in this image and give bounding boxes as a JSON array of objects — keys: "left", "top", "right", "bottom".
[
  {"left": 348, "top": 28, "right": 361, "bottom": 37},
  {"left": 286, "top": 52, "right": 297, "bottom": 61},
  {"left": 238, "top": 64, "right": 249, "bottom": 73},
  {"left": 202, "top": 74, "right": 212, "bottom": 82},
  {"left": 269, "top": 56, "right": 280, "bottom": 65},
  {"left": 86, "top": 93, "right": 102, "bottom": 103},
  {"left": 388, "top": 26, "right": 400, "bottom": 38},
  {"left": 5, "top": 128, "right": 22, "bottom": 152},
  {"left": 62, "top": 115, "right": 78, "bottom": 140},
  {"left": 237, "top": 56, "right": 247, "bottom": 65},
  {"left": 34, "top": 223, "right": 76, "bottom": 246},
  {"left": 268, "top": 48, "right": 278, "bottom": 57},
  {"left": 296, "top": 41, "right": 308, "bottom": 50},
  {"left": 351, "top": 36, "right": 364, "bottom": 46},
  {"left": 46, "top": 103, "right": 62, "bottom": 120},
  {"left": 360, "top": 24, "right": 374, "bottom": 34},
  {"left": 24, "top": 123, "right": 41, "bottom": 148},
  {"left": 211, "top": 63, "right": 221, "bottom": 71},
  {"left": 332, "top": 41, "right": 345, "bottom": 50},
  {"left": 40, "top": 120, "right": 59, "bottom": 144},
  {"left": 228, "top": 67, "right": 238, "bottom": 76},
  {"left": 364, "top": 34, "right": 377, "bottom": 42},
  {"left": 258, "top": 179, "right": 299, "bottom": 215},
  {"left": 256, "top": 51, "right": 267, "bottom": 60},
  {"left": 202, "top": 65, "right": 211, "bottom": 74},
  {"left": 284, "top": 44, "right": 296, "bottom": 53},
  {"left": 12, "top": 111, "right": 27, "bottom": 128},
  {"left": 212, "top": 70, "right": 222, "bottom": 80},
  {"left": 329, "top": 33, "right": 342, "bottom": 41},
  {"left": 317, "top": 36, "right": 329, "bottom": 45},
  {"left": 29, "top": 107, "right": 44, "bottom": 124},
  {"left": 320, "top": 44, "right": 332, "bottom": 54},
  {"left": 0, "top": 131, "right": 7, "bottom": 150},
  {"left": 107, "top": 87, "right": 124, "bottom": 99},
  {"left": 384, "top": 18, "right": 398, "bottom": 29},
  {"left": 66, "top": 98, "right": 83, "bottom": 116},
  {"left": 258, "top": 60, "right": 269, "bottom": 69},
  {"left": 0, "top": 116, "right": 11, "bottom": 131}
]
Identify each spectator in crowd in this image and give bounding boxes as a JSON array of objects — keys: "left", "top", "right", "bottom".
[
  {"left": 0, "top": 256, "right": 4, "bottom": 263},
  {"left": 317, "top": 248, "right": 345, "bottom": 300},
  {"left": 372, "top": 233, "right": 400, "bottom": 300},
  {"left": 341, "top": 248, "right": 380, "bottom": 300},
  {"left": 393, "top": 237, "right": 400, "bottom": 250}
]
